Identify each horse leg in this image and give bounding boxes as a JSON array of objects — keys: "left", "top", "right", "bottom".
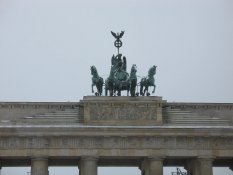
[
  {"left": 105, "top": 87, "right": 108, "bottom": 96},
  {"left": 152, "top": 85, "right": 156, "bottom": 93},
  {"left": 144, "top": 85, "right": 148, "bottom": 95},
  {"left": 140, "top": 84, "right": 144, "bottom": 96},
  {"left": 92, "top": 84, "right": 94, "bottom": 93},
  {"left": 96, "top": 86, "right": 99, "bottom": 96},
  {"left": 99, "top": 84, "right": 103, "bottom": 96},
  {"left": 113, "top": 89, "right": 116, "bottom": 96},
  {"left": 129, "top": 82, "right": 134, "bottom": 97}
]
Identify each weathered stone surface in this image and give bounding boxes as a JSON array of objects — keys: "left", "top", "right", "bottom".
[
  {"left": 31, "top": 157, "right": 48, "bottom": 175},
  {"left": 0, "top": 97, "right": 233, "bottom": 170},
  {"left": 80, "top": 96, "right": 164, "bottom": 125},
  {"left": 0, "top": 135, "right": 233, "bottom": 150}
]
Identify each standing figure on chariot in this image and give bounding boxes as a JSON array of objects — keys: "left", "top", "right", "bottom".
[{"left": 111, "top": 54, "right": 129, "bottom": 82}]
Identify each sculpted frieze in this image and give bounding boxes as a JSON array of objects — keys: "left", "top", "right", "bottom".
[
  {"left": 0, "top": 136, "right": 233, "bottom": 150},
  {"left": 89, "top": 104, "right": 157, "bottom": 120}
]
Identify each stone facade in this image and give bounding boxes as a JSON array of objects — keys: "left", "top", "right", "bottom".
[
  {"left": 80, "top": 96, "right": 164, "bottom": 125},
  {"left": 0, "top": 96, "right": 233, "bottom": 175}
]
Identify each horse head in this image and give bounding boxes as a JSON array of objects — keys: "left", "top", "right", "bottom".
[
  {"left": 148, "top": 65, "right": 157, "bottom": 77},
  {"left": 90, "top": 66, "right": 97, "bottom": 76},
  {"left": 130, "top": 64, "right": 137, "bottom": 75}
]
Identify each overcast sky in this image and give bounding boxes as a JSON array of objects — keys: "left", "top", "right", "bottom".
[
  {"left": 0, "top": 0, "right": 233, "bottom": 103},
  {"left": 0, "top": 0, "right": 233, "bottom": 175}
]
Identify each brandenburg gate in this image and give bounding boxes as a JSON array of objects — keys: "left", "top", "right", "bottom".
[
  {"left": 0, "top": 32, "right": 232, "bottom": 175},
  {"left": 0, "top": 96, "right": 232, "bottom": 175}
]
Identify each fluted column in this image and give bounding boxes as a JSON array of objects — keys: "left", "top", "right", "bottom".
[
  {"left": 229, "top": 166, "right": 233, "bottom": 171},
  {"left": 31, "top": 157, "right": 48, "bottom": 175},
  {"left": 186, "top": 157, "right": 214, "bottom": 175},
  {"left": 198, "top": 157, "right": 214, "bottom": 175},
  {"left": 141, "top": 157, "right": 164, "bottom": 175},
  {"left": 79, "top": 156, "right": 98, "bottom": 175},
  {"left": 185, "top": 159, "right": 195, "bottom": 175}
]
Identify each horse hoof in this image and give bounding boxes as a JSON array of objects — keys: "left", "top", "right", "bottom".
[
  {"left": 146, "top": 92, "right": 150, "bottom": 96},
  {"left": 95, "top": 92, "right": 98, "bottom": 96},
  {"left": 136, "top": 92, "right": 139, "bottom": 96}
]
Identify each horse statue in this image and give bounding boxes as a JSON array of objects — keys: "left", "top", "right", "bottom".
[
  {"left": 105, "top": 66, "right": 115, "bottom": 96},
  {"left": 90, "top": 66, "right": 103, "bottom": 96},
  {"left": 140, "top": 65, "right": 157, "bottom": 96},
  {"left": 128, "top": 64, "right": 137, "bottom": 97}
]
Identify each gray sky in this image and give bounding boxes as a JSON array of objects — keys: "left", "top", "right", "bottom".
[
  {"left": 0, "top": 0, "right": 233, "bottom": 103},
  {"left": 0, "top": 0, "right": 233, "bottom": 175}
]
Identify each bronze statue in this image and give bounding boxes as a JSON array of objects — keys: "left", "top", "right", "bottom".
[
  {"left": 90, "top": 66, "right": 103, "bottom": 96},
  {"left": 105, "top": 66, "right": 115, "bottom": 96},
  {"left": 140, "top": 65, "right": 157, "bottom": 96},
  {"left": 111, "top": 31, "right": 124, "bottom": 54},
  {"left": 128, "top": 64, "right": 137, "bottom": 97},
  {"left": 90, "top": 31, "right": 157, "bottom": 97}
]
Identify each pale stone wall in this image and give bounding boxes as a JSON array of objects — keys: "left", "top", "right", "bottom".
[
  {"left": 167, "top": 102, "right": 233, "bottom": 122},
  {"left": 80, "top": 96, "right": 164, "bottom": 126},
  {"left": 0, "top": 97, "right": 233, "bottom": 175},
  {"left": 0, "top": 102, "right": 78, "bottom": 120}
]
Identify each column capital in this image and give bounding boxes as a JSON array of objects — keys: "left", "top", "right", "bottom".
[
  {"left": 31, "top": 156, "right": 48, "bottom": 160},
  {"left": 197, "top": 156, "right": 215, "bottom": 162},
  {"left": 80, "top": 156, "right": 99, "bottom": 161},
  {"left": 147, "top": 156, "right": 165, "bottom": 161}
]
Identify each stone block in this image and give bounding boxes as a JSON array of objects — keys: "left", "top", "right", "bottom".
[{"left": 80, "top": 96, "right": 165, "bottom": 126}]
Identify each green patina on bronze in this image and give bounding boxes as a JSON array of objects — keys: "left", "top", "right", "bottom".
[{"left": 90, "top": 31, "right": 157, "bottom": 97}]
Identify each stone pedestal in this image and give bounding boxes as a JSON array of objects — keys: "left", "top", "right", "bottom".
[
  {"left": 31, "top": 157, "right": 48, "bottom": 175},
  {"left": 79, "top": 157, "right": 98, "bottom": 175},
  {"left": 80, "top": 96, "right": 165, "bottom": 126}
]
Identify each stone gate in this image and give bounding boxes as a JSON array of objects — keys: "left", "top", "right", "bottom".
[{"left": 0, "top": 96, "right": 233, "bottom": 175}]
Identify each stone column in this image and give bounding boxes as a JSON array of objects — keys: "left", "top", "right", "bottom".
[
  {"left": 198, "top": 157, "right": 214, "bottom": 175},
  {"left": 79, "top": 156, "right": 98, "bottom": 175},
  {"left": 186, "top": 157, "right": 214, "bottom": 175},
  {"left": 141, "top": 157, "right": 164, "bottom": 175},
  {"left": 0, "top": 159, "right": 1, "bottom": 175},
  {"left": 31, "top": 157, "right": 48, "bottom": 175},
  {"left": 184, "top": 165, "right": 191, "bottom": 175},
  {"left": 229, "top": 166, "right": 233, "bottom": 172}
]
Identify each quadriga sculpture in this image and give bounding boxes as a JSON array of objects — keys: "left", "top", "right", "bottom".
[{"left": 90, "top": 31, "right": 157, "bottom": 97}]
